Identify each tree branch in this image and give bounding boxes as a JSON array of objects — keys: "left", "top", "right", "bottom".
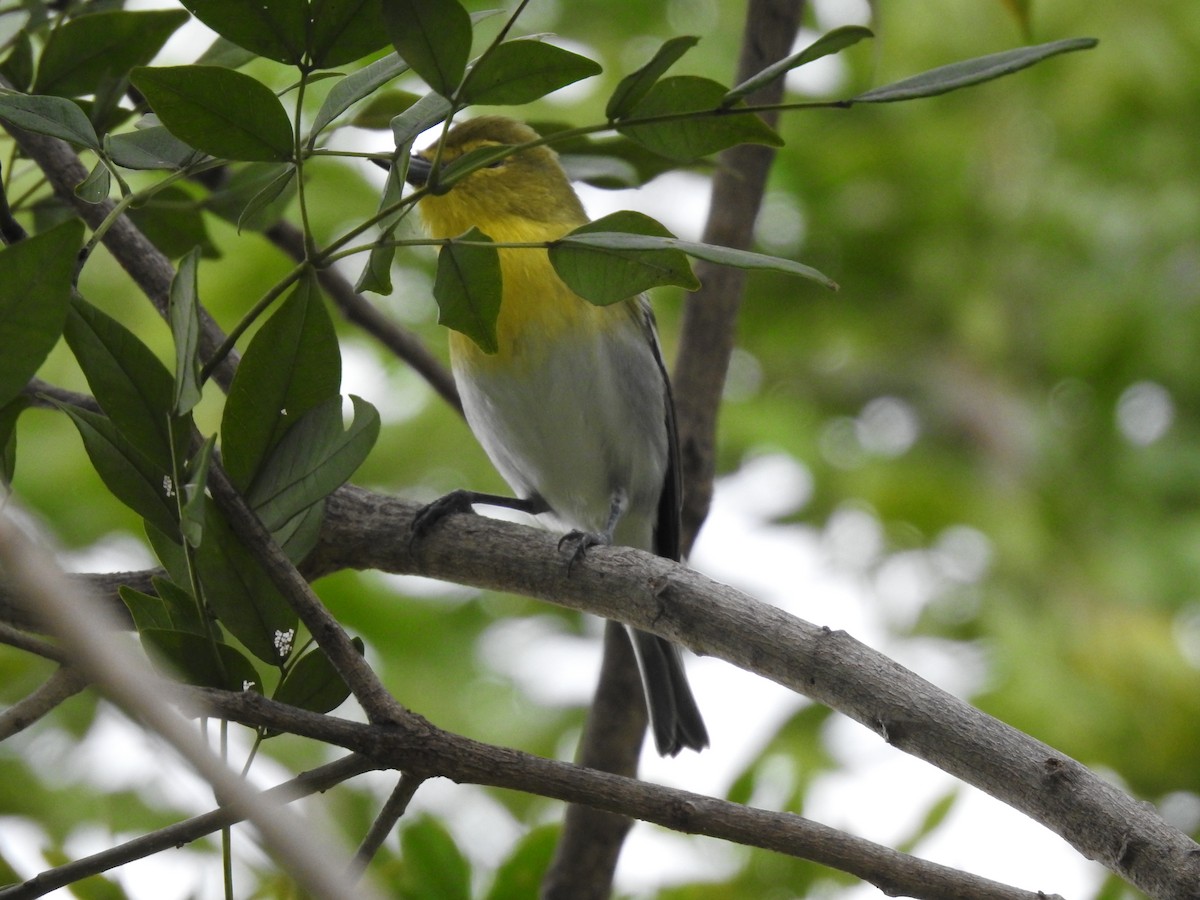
[{"left": 0, "top": 666, "right": 87, "bottom": 740}]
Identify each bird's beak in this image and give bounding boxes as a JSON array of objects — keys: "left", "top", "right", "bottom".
[{"left": 405, "top": 155, "right": 433, "bottom": 188}]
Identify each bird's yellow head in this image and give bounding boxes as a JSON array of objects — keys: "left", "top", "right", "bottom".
[{"left": 406, "top": 116, "right": 588, "bottom": 240}]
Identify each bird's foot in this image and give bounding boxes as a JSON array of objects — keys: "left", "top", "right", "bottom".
[
  {"left": 558, "top": 529, "right": 611, "bottom": 574},
  {"left": 410, "top": 489, "right": 479, "bottom": 546}
]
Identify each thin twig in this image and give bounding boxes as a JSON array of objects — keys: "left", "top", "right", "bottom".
[
  {"left": 0, "top": 666, "right": 88, "bottom": 740},
  {"left": 350, "top": 772, "right": 426, "bottom": 877}
]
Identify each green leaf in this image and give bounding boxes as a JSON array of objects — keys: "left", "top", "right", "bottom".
[
  {"left": 74, "top": 160, "right": 111, "bottom": 204},
  {"left": 0, "top": 219, "right": 83, "bottom": 409},
  {"left": 63, "top": 296, "right": 181, "bottom": 472},
  {"left": 120, "top": 578, "right": 205, "bottom": 636},
  {"left": 355, "top": 158, "right": 406, "bottom": 294},
  {"left": 118, "top": 586, "right": 175, "bottom": 633},
  {"left": 0, "top": 92, "right": 99, "bottom": 150},
  {"left": 54, "top": 403, "right": 178, "bottom": 537},
  {"left": 606, "top": 35, "right": 699, "bottom": 120},
  {"left": 617, "top": 75, "right": 782, "bottom": 161},
  {"left": 460, "top": 40, "right": 601, "bottom": 106},
  {"left": 205, "top": 163, "right": 297, "bottom": 232},
  {"left": 1, "top": 30, "right": 34, "bottom": 92},
  {"left": 247, "top": 395, "right": 380, "bottom": 532},
  {"left": 556, "top": 230, "right": 838, "bottom": 291},
  {"left": 390, "top": 90, "right": 452, "bottom": 147},
  {"left": 0, "top": 397, "right": 30, "bottom": 486},
  {"left": 485, "top": 825, "right": 558, "bottom": 900},
  {"left": 349, "top": 90, "right": 421, "bottom": 130},
  {"left": 34, "top": 9, "right": 189, "bottom": 97},
  {"left": 851, "top": 37, "right": 1099, "bottom": 104},
  {"left": 180, "top": 433, "right": 216, "bottom": 548},
  {"left": 273, "top": 498, "right": 326, "bottom": 563},
  {"left": 549, "top": 211, "right": 698, "bottom": 305},
  {"left": 126, "top": 186, "right": 219, "bottom": 260},
  {"left": 237, "top": 164, "right": 297, "bottom": 233},
  {"left": 195, "top": 506, "right": 298, "bottom": 665},
  {"left": 131, "top": 66, "right": 294, "bottom": 162},
  {"left": 221, "top": 274, "right": 341, "bottom": 492},
  {"left": 179, "top": 0, "right": 307, "bottom": 65},
  {"left": 107, "top": 125, "right": 206, "bottom": 170},
  {"left": 723, "top": 25, "right": 873, "bottom": 105},
  {"left": 382, "top": 0, "right": 472, "bottom": 97},
  {"left": 142, "top": 628, "right": 261, "bottom": 692},
  {"left": 400, "top": 816, "right": 471, "bottom": 900},
  {"left": 312, "top": 52, "right": 410, "bottom": 138},
  {"left": 169, "top": 248, "right": 203, "bottom": 416},
  {"left": 896, "top": 789, "right": 959, "bottom": 854},
  {"left": 309, "top": 0, "right": 391, "bottom": 68},
  {"left": 145, "top": 522, "right": 190, "bottom": 587},
  {"left": 273, "top": 639, "right": 363, "bottom": 715},
  {"left": 433, "top": 227, "right": 501, "bottom": 353}
]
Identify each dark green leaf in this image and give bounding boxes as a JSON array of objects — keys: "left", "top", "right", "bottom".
[
  {"left": 312, "top": 52, "right": 410, "bottom": 137},
  {"left": 74, "top": 160, "right": 111, "bottom": 203},
  {"left": 309, "top": 0, "right": 391, "bottom": 68},
  {"left": 63, "top": 296, "right": 180, "bottom": 472},
  {"left": 247, "top": 395, "right": 380, "bottom": 531},
  {"left": 273, "top": 498, "right": 325, "bottom": 563},
  {"left": 196, "top": 506, "right": 297, "bottom": 665},
  {"left": 383, "top": 0, "right": 471, "bottom": 97},
  {"left": 485, "top": 825, "right": 558, "bottom": 900},
  {"left": 617, "top": 75, "right": 782, "bottom": 161},
  {"left": 273, "top": 639, "right": 363, "bottom": 714},
  {"left": 107, "top": 125, "right": 206, "bottom": 171},
  {"left": 221, "top": 274, "right": 341, "bottom": 492},
  {"left": 145, "top": 522, "right": 189, "bottom": 587},
  {"left": 180, "top": 433, "right": 216, "bottom": 548},
  {"left": 54, "top": 403, "right": 178, "bottom": 537},
  {"left": 194, "top": 35, "right": 259, "bottom": 69},
  {"left": 606, "top": 35, "right": 699, "bottom": 120},
  {"left": 118, "top": 586, "right": 175, "bottom": 633},
  {"left": 460, "top": 40, "right": 601, "bottom": 106},
  {"left": 237, "top": 165, "right": 297, "bottom": 233},
  {"left": 0, "top": 220, "right": 83, "bottom": 409},
  {"left": 355, "top": 157, "right": 406, "bottom": 294},
  {"left": 126, "top": 186, "right": 219, "bottom": 260},
  {"left": 0, "top": 397, "right": 30, "bottom": 486},
  {"left": 0, "top": 92, "right": 99, "bottom": 150},
  {"left": 557, "top": 230, "right": 838, "bottom": 290},
  {"left": 1, "top": 30, "right": 34, "bottom": 91},
  {"left": 131, "top": 65, "right": 294, "bottom": 162},
  {"left": 350, "top": 90, "right": 421, "bottom": 130},
  {"left": 538, "top": 125, "right": 681, "bottom": 189},
  {"left": 852, "top": 37, "right": 1099, "bottom": 104},
  {"left": 723, "top": 25, "right": 873, "bottom": 104},
  {"left": 896, "top": 789, "right": 959, "bottom": 854},
  {"left": 400, "top": 816, "right": 471, "bottom": 900},
  {"left": 141, "top": 628, "right": 261, "bottom": 692},
  {"left": 549, "top": 211, "right": 698, "bottom": 305},
  {"left": 152, "top": 577, "right": 208, "bottom": 634},
  {"left": 34, "top": 9, "right": 189, "bottom": 97},
  {"left": 179, "top": 0, "right": 307, "bottom": 65},
  {"left": 433, "top": 227, "right": 501, "bottom": 353},
  {"left": 169, "top": 248, "right": 203, "bottom": 416},
  {"left": 390, "top": 90, "right": 452, "bottom": 147}
]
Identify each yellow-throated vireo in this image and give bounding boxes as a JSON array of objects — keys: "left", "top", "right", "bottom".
[{"left": 408, "top": 116, "right": 708, "bottom": 757}]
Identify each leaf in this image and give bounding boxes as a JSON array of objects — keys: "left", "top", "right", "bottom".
[
  {"left": 169, "top": 248, "right": 203, "bottom": 416},
  {"left": 723, "top": 25, "right": 874, "bottom": 104},
  {"left": 63, "top": 296, "right": 181, "bottom": 472},
  {"left": 34, "top": 9, "right": 189, "bottom": 97},
  {"left": 54, "top": 403, "right": 178, "bottom": 537},
  {"left": 131, "top": 65, "right": 294, "bottom": 162},
  {"left": 311, "top": 52, "right": 410, "bottom": 138},
  {"left": 549, "top": 211, "right": 698, "bottom": 305},
  {"left": 237, "top": 164, "right": 297, "bottom": 233},
  {"left": 896, "top": 789, "right": 960, "bottom": 854},
  {"left": 349, "top": 90, "right": 421, "bottom": 130},
  {"left": 107, "top": 125, "right": 206, "bottom": 170},
  {"left": 309, "top": 0, "right": 391, "bottom": 68},
  {"left": 179, "top": 0, "right": 307, "bottom": 65},
  {"left": 382, "top": 0, "right": 472, "bottom": 97},
  {"left": 0, "top": 396, "right": 30, "bottom": 486},
  {"left": 273, "top": 639, "right": 363, "bottom": 715},
  {"left": 390, "top": 90, "right": 452, "bottom": 147},
  {"left": 556, "top": 230, "right": 839, "bottom": 291},
  {"left": 195, "top": 506, "right": 298, "bottom": 665},
  {"left": 273, "top": 498, "right": 326, "bottom": 563},
  {"left": 0, "top": 92, "right": 99, "bottom": 150},
  {"left": 851, "top": 37, "right": 1099, "bottom": 104},
  {"left": 433, "top": 227, "right": 501, "bottom": 353},
  {"left": 205, "top": 163, "right": 297, "bottom": 231},
  {"left": 126, "top": 186, "right": 219, "bottom": 260},
  {"left": 247, "top": 395, "right": 379, "bottom": 531},
  {"left": 617, "top": 75, "right": 782, "bottom": 161},
  {"left": 354, "top": 157, "right": 406, "bottom": 294},
  {"left": 484, "top": 825, "right": 558, "bottom": 900},
  {"left": 119, "top": 586, "right": 175, "bottom": 633},
  {"left": 141, "top": 628, "right": 261, "bottom": 692},
  {"left": 221, "top": 274, "right": 342, "bottom": 492},
  {"left": 460, "top": 40, "right": 601, "bottom": 106},
  {"left": 120, "top": 577, "right": 205, "bottom": 636},
  {"left": 606, "top": 35, "right": 699, "bottom": 120},
  {"left": 180, "top": 433, "right": 216, "bottom": 548},
  {"left": 0, "top": 220, "right": 83, "bottom": 409},
  {"left": 74, "top": 160, "right": 111, "bottom": 203},
  {"left": 400, "top": 817, "right": 471, "bottom": 900}
]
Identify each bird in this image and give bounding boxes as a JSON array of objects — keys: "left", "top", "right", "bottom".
[{"left": 405, "top": 116, "right": 708, "bottom": 756}]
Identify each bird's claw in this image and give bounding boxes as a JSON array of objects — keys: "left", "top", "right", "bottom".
[
  {"left": 558, "top": 529, "right": 610, "bottom": 573},
  {"left": 410, "top": 489, "right": 477, "bottom": 547}
]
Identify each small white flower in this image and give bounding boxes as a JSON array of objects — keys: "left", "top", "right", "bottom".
[
  {"left": 273, "top": 628, "right": 295, "bottom": 658},
  {"left": 280, "top": 408, "right": 287, "bottom": 416},
  {"left": 242, "top": 680, "right": 256, "bottom": 692},
  {"left": 163, "top": 475, "right": 175, "bottom": 497}
]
